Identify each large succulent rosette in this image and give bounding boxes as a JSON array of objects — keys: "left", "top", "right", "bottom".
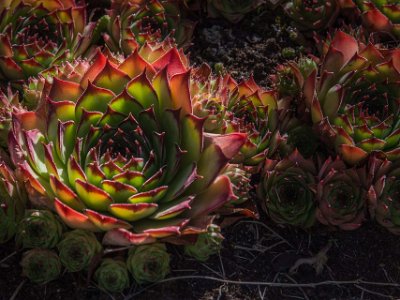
[
  {"left": 9, "top": 44, "right": 246, "bottom": 246},
  {"left": 192, "top": 68, "right": 286, "bottom": 168},
  {"left": 302, "top": 31, "right": 400, "bottom": 165},
  {"left": 284, "top": 0, "right": 340, "bottom": 31},
  {"left": 206, "top": 0, "right": 264, "bottom": 23},
  {"left": 367, "top": 156, "right": 400, "bottom": 234},
  {"left": 0, "top": 162, "right": 26, "bottom": 243},
  {"left": 102, "top": 0, "right": 195, "bottom": 55},
  {"left": 355, "top": 0, "right": 400, "bottom": 39},
  {"left": 0, "top": 0, "right": 94, "bottom": 83},
  {"left": 257, "top": 150, "right": 317, "bottom": 228},
  {"left": 316, "top": 156, "right": 367, "bottom": 230}
]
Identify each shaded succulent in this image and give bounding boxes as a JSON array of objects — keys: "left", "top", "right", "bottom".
[
  {"left": 192, "top": 68, "right": 286, "bottom": 168},
  {"left": 58, "top": 229, "right": 102, "bottom": 272},
  {"left": 301, "top": 31, "right": 400, "bottom": 165},
  {"left": 257, "top": 150, "right": 317, "bottom": 228},
  {"left": 0, "top": 162, "right": 26, "bottom": 243},
  {"left": 207, "top": 0, "right": 265, "bottom": 23},
  {"left": 94, "top": 258, "right": 130, "bottom": 293},
  {"left": 127, "top": 243, "right": 170, "bottom": 283},
  {"left": 10, "top": 43, "right": 246, "bottom": 246},
  {"left": 102, "top": 0, "right": 195, "bottom": 55},
  {"left": 184, "top": 224, "right": 223, "bottom": 261},
  {"left": 355, "top": 0, "right": 400, "bottom": 38},
  {"left": 367, "top": 156, "right": 400, "bottom": 234},
  {"left": 316, "top": 156, "right": 367, "bottom": 230},
  {"left": 0, "top": 0, "right": 95, "bottom": 83},
  {"left": 0, "top": 89, "right": 21, "bottom": 147},
  {"left": 21, "top": 248, "right": 61, "bottom": 284},
  {"left": 222, "top": 164, "right": 252, "bottom": 206},
  {"left": 17, "top": 209, "right": 63, "bottom": 249},
  {"left": 284, "top": 0, "right": 340, "bottom": 31}
]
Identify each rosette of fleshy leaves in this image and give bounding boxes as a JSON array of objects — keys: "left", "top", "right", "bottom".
[
  {"left": 316, "top": 156, "right": 368, "bottom": 230},
  {"left": 9, "top": 42, "right": 247, "bottom": 247},
  {"left": 192, "top": 66, "right": 286, "bottom": 169},
  {"left": 206, "top": 0, "right": 265, "bottom": 23},
  {"left": 94, "top": 258, "right": 130, "bottom": 293},
  {"left": 0, "top": 161, "right": 26, "bottom": 243},
  {"left": 367, "top": 156, "right": 400, "bottom": 234},
  {"left": 21, "top": 248, "right": 61, "bottom": 284},
  {"left": 295, "top": 31, "right": 400, "bottom": 166},
  {"left": 0, "top": 88, "right": 22, "bottom": 148},
  {"left": 354, "top": 0, "right": 400, "bottom": 39},
  {"left": 283, "top": 0, "right": 340, "bottom": 31},
  {"left": 257, "top": 150, "right": 317, "bottom": 228},
  {"left": 222, "top": 164, "right": 251, "bottom": 206},
  {"left": 101, "top": 0, "right": 195, "bottom": 55},
  {"left": 0, "top": 0, "right": 95, "bottom": 83}
]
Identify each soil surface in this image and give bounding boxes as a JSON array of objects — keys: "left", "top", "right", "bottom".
[{"left": 1, "top": 5, "right": 400, "bottom": 300}]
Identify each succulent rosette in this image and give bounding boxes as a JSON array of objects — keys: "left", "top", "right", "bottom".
[
  {"left": 302, "top": 31, "right": 400, "bottom": 165},
  {"left": 192, "top": 70, "right": 286, "bottom": 168},
  {"left": 355, "top": 0, "right": 400, "bottom": 38},
  {"left": 0, "top": 0, "right": 95, "bottom": 83},
  {"left": 206, "top": 0, "right": 265, "bottom": 23},
  {"left": 21, "top": 249, "right": 61, "bottom": 284},
  {"left": 0, "top": 89, "right": 22, "bottom": 147},
  {"left": 58, "top": 229, "right": 102, "bottom": 272},
  {"left": 284, "top": 0, "right": 340, "bottom": 31},
  {"left": 367, "top": 157, "right": 400, "bottom": 234},
  {"left": 0, "top": 162, "right": 26, "bottom": 243},
  {"left": 222, "top": 164, "right": 251, "bottom": 206},
  {"left": 102, "top": 0, "right": 195, "bottom": 55},
  {"left": 17, "top": 209, "right": 63, "bottom": 248},
  {"left": 127, "top": 243, "right": 170, "bottom": 283},
  {"left": 257, "top": 150, "right": 317, "bottom": 228},
  {"left": 94, "top": 258, "right": 130, "bottom": 293},
  {"left": 184, "top": 224, "right": 223, "bottom": 261},
  {"left": 9, "top": 43, "right": 246, "bottom": 246},
  {"left": 316, "top": 156, "right": 367, "bottom": 230}
]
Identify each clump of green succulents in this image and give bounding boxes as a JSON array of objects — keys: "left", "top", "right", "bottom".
[{"left": 0, "top": 0, "right": 95, "bottom": 83}]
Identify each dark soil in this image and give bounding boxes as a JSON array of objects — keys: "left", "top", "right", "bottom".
[{"left": 1, "top": 5, "right": 400, "bottom": 300}]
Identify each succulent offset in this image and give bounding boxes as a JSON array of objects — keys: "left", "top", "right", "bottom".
[
  {"left": 206, "top": 0, "right": 265, "bottom": 23},
  {"left": 10, "top": 42, "right": 246, "bottom": 246},
  {"left": 102, "top": 0, "right": 195, "bottom": 55},
  {"left": 0, "top": 0, "right": 94, "bottom": 82}
]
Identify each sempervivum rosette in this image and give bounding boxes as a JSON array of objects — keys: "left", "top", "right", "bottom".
[
  {"left": 355, "top": 0, "right": 400, "bottom": 39},
  {"left": 0, "top": 162, "right": 26, "bottom": 243},
  {"left": 192, "top": 68, "right": 286, "bottom": 169},
  {"left": 102, "top": 0, "right": 195, "bottom": 55},
  {"left": 9, "top": 45, "right": 246, "bottom": 246},
  {"left": 367, "top": 156, "right": 400, "bottom": 234},
  {"left": 316, "top": 156, "right": 367, "bottom": 230},
  {"left": 284, "top": 0, "right": 340, "bottom": 31},
  {"left": 257, "top": 150, "right": 317, "bottom": 228},
  {"left": 0, "top": 0, "right": 94, "bottom": 82},
  {"left": 302, "top": 31, "right": 400, "bottom": 165},
  {"left": 0, "top": 88, "right": 21, "bottom": 147}
]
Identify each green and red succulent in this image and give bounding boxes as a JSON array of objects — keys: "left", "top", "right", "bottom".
[
  {"left": 10, "top": 43, "right": 246, "bottom": 246},
  {"left": 0, "top": 0, "right": 95, "bottom": 83},
  {"left": 102, "top": 0, "right": 195, "bottom": 55}
]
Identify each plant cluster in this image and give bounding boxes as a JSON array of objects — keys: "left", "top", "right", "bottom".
[{"left": 1, "top": 0, "right": 400, "bottom": 294}]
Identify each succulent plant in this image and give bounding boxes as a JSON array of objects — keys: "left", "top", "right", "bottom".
[
  {"left": 0, "top": 0, "right": 95, "bottom": 83},
  {"left": 367, "top": 156, "right": 400, "bottom": 234},
  {"left": 94, "top": 258, "right": 130, "bottom": 293},
  {"left": 21, "top": 248, "right": 61, "bottom": 284},
  {"left": 0, "top": 162, "right": 26, "bottom": 243},
  {"left": 355, "top": 0, "right": 400, "bottom": 38},
  {"left": 206, "top": 0, "right": 265, "bottom": 23},
  {"left": 17, "top": 209, "right": 63, "bottom": 249},
  {"left": 192, "top": 69, "right": 286, "bottom": 168},
  {"left": 257, "top": 150, "right": 317, "bottom": 228},
  {"left": 102, "top": 0, "right": 195, "bottom": 55},
  {"left": 316, "top": 156, "right": 367, "bottom": 230},
  {"left": 127, "top": 243, "right": 170, "bottom": 283},
  {"left": 184, "top": 224, "right": 223, "bottom": 261},
  {"left": 222, "top": 164, "right": 252, "bottom": 206},
  {"left": 0, "top": 88, "right": 22, "bottom": 147},
  {"left": 58, "top": 229, "right": 102, "bottom": 272},
  {"left": 10, "top": 43, "right": 246, "bottom": 246},
  {"left": 299, "top": 31, "right": 400, "bottom": 165},
  {"left": 284, "top": 0, "right": 340, "bottom": 31}
]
